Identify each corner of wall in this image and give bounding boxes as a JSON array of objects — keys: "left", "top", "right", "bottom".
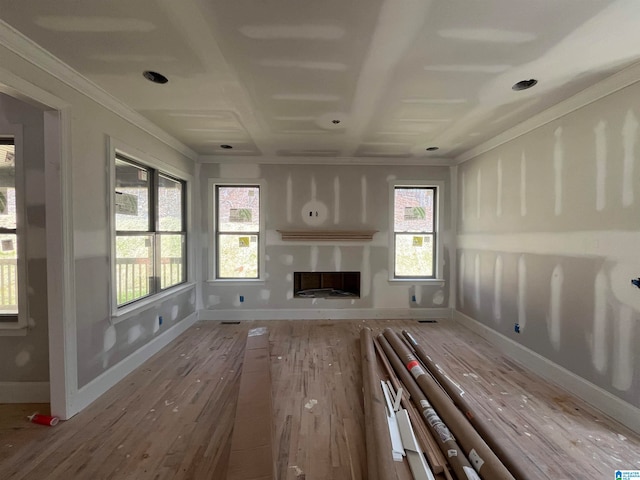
[{"left": 452, "top": 309, "right": 640, "bottom": 435}]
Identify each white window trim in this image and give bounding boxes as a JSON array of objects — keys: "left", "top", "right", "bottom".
[
  {"left": 388, "top": 179, "right": 445, "bottom": 284},
  {"left": 108, "top": 137, "right": 193, "bottom": 320},
  {"left": 0, "top": 124, "right": 29, "bottom": 334},
  {"left": 208, "top": 178, "right": 266, "bottom": 283}
]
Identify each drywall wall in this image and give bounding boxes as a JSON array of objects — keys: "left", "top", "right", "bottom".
[
  {"left": 200, "top": 163, "right": 451, "bottom": 318},
  {"left": 0, "top": 44, "right": 197, "bottom": 397},
  {"left": 0, "top": 93, "right": 49, "bottom": 384},
  {"left": 457, "top": 80, "right": 640, "bottom": 409}
]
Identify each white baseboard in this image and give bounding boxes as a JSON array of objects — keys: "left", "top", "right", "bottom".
[
  {"left": 71, "top": 312, "right": 198, "bottom": 416},
  {"left": 199, "top": 307, "right": 452, "bottom": 321},
  {"left": 0, "top": 381, "right": 50, "bottom": 403},
  {"left": 453, "top": 309, "right": 640, "bottom": 435}
]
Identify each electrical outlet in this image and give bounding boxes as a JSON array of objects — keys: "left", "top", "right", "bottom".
[
  {"left": 159, "top": 316, "right": 163, "bottom": 326},
  {"left": 239, "top": 295, "right": 244, "bottom": 303},
  {"left": 514, "top": 323, "right": 520, "bottom": 333},
  {"left": 411, "top": 295, "right": 416, "bottom": 302}
]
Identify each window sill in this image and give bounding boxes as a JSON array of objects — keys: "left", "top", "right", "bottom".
[
  {"left": 111, "top": 282, "right": 195, "bottom": 324},
  {"left": 0, "top": 326, "right": 28, "bottom": 336},
  {"left": 207, "top": 278, "right": 265, "bottom": 285},
  {"left": 388, "top": 278, "right": 445, "bottom": 286}
]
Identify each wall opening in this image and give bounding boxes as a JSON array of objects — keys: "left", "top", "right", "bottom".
[{"left": 294, "top": 271, "right": 360, "bottom": 298}]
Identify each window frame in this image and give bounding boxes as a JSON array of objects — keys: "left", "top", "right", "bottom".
[
  {"left": 109, "top": 139, "right": 190, "bottom": 318},
  {"left": 388, "top": 180, "right": 444, "bottom": 283},
  {"left": 209, "top": 179, "right": 266, "bottom": 283},
  {"left": 0, "top": 131, "right": 28, "bottom": 333}
]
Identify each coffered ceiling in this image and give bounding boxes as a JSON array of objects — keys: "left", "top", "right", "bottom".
[{"left": 2, "top": 0, "right": 640, "bottom": 161}]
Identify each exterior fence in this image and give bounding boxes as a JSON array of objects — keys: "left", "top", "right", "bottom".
[
  {"left": 0, "top": 258, "right": 183, "bottom": 309},
  {"left": 0, "top": 258, "right": 17, "bottom": 311},
  {"left": 116, "top": 257, "right": 183, "bottom": 305}
]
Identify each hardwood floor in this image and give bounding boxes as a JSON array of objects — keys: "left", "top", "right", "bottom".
[{"left": 1, "top": 319, "right": 639, "bottom": 479}]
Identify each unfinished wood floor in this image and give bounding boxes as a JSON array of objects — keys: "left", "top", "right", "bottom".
[{"left": 1, "top": 319, "right": 639, "bottom": 479}]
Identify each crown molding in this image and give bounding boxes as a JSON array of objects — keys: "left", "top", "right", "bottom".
[
  {"left": 0, "top": 19, "right": 198, "bottom": 161},
  {"left": 197, "top": 154, "right": 452, "bottom": 166},
  {"left": 455, "top": 60, "right": 640, "bottom": 164}
]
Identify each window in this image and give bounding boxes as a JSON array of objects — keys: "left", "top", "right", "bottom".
[
  {"left": 114, "top": 154, "right": 186, "bottom": 307},
  {"left": 0, "top": 138, "right": 24, "bottom": 328},
  {"left": 391, "top": 182, "right": 441, "bottom": 280},
  {"left": 214, "top": 184, "right": 261, "bottom": 279}
]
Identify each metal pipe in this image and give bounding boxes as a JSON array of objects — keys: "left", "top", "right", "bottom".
[
  {"left": 360, "top": 327, "right": 397, "bottom": 480},
  {"left": 402, "top": 330, "right": 531, "bottom": 480},
  {"left": 383, "top": 328, "right": 515, "bottom": 480},
  {"left": 378, "top": 334, "right": 479, "bottom": 480}
]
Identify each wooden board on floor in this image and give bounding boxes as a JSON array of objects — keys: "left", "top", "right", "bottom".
[{"left": 226, "top": 327, "right": 275, "bottom": 480}]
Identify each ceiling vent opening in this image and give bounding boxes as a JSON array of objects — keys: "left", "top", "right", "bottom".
[
  {"left": 512, "top": 79, "right": 538, "bottom": 91},
  {"left": 143, "top": 71, "right": 168, "bottom": 84},
  {"left": 220, "top": 144, "right": 233, "bottom": 149},
  {"left": 426, "top": 146, "right": 439, "bottom": 151}
]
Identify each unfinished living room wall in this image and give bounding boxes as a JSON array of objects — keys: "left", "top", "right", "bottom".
[
  {"left": 0, "top": 93, "right": 49, "bottom": 402},
  {"left": 0, "top": 42, "right": 198, "bottom": 414},
  {"left": 199, "top": 163, "right": 452, "bottom": 320},
  {"left": 456, "top": 80, "right": 640, "bottom": 418}
]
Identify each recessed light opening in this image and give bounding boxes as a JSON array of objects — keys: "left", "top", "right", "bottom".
[
  {"left": 512, "top": 79, "right": 537, "bottom": 91},
  {"left": 426, "top": 146, "right": 439, "bottom": 151},
  {"left": 143, "top": 70, "right": 168, "bottom": 84},
  {"left": 220, "top": 144, "right": 233, "bottom": 149}
]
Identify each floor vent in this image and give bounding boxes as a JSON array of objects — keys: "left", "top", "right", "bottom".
[
  {"left": 221, "top": 321, "right": 241, "bottom": 325},
  {"left": 417, "top": 320, "right": 438, "bottom": 324}
]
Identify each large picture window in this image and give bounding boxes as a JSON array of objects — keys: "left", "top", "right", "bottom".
[
  {"left": 0, "top": 138, "right": 22, "bottom": 327},
  {"left": 114, "top": 155, "right": 186, "bottom": 307},
  {"left": 214, "top": 185, "right": 261, "bottom": 279},
  {"left": 392, "top": 184, "right": 438, "bottom": 279}
]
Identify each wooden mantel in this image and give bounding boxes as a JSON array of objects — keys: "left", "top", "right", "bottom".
[{"left": 277, "top": 230, "right": 378, "bottom": 241}]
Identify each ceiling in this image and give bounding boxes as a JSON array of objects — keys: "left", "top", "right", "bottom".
[{"left": 2, "top": 0, "right": 640, "bottom": 161}]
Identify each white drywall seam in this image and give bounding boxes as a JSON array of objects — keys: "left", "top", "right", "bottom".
[
  {"left": 553, "top": 127, "right": 563, "bottom": 216},
  {"left": 622, "top": 109, "right": 637, "bottom": 207},
  {"left": 519, "top": 152, "right": 527, "bottom": 216},
  {"left": 594, "top": 120, "right": 607, "bottom": 212}
]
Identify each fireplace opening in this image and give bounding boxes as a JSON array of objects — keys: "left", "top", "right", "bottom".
[{"left": 294, "top": 271, "right": 360, "bottom": 299}]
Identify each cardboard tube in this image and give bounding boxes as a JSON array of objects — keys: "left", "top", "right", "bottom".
[
  {"left": 360, "top": 327, "right": 397, "bottom": 480},
  {"left": 403, "top": 330, "right": 531, "bottom": 480},
  {"left": 378, "top": 335, "right": 479, "bottom": 480},
  {"left": 383, "top": 328, "right": 515, "bottom": 480}
]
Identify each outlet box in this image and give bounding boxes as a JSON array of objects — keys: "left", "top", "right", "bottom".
[
  {"left": 159, "top": 316, "right": 163, "bottom": 326},
  {"left": 514, "top": 323, "right": 520, "bottom": 333},
  {"left": 239, "top": 295, "right": 244, "bottom": 303},
  {"left": 411, "top": 295, "right": 416, "bottom": 302}
]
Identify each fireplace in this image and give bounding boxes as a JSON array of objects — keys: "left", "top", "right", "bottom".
[{"left": 293, "top": 271, "right": 360, "bottom": 298}]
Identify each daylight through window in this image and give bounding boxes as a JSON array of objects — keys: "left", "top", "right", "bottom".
[
  {"left": 114, "top": 155, "right": 186, "bottom": 307},
  {"left": 0, "top": 139, "right": 19, "bottom": 323},
  {"left": 393, "top": 186, "right": 437, "bottom": 278},
  {"left": 215, "top": 185, "right": 260, "bottom": 279}
]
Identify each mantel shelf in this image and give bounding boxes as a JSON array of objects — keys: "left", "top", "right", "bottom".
[{"left": 277, "top": 230, "right": 378, "bottom": 241}]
